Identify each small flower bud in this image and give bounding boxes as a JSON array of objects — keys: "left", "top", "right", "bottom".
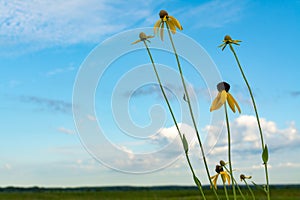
[
  {"left": 240, "top": 174, "right": 252, "bottom": 181},
  {"left": 139, "top": 32, "right": 147, "bottom": 40},
  {"left": 159, "top": 10, "right": 168, "bottom": 18},
  {"left": 220, "top": 160, "right": 226, "bottom": 166},
  {"left": 224, "top": 35, "right": 232, "bottom": 41},
  {"left": 217, "top": 82, "right": 230, "bottom": 92}
]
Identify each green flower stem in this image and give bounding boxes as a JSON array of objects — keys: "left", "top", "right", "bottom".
[
  {"left": 244, "top": 180, "right": 256, "bottom": 200},
  {"left": 229, "top": 44, "right": 270, "bottom": 200},
  {"left": 223, "top": 182, "right": 230, "bottom": 200},
  {"left": 224, "top": 166, "right": 246, "bottom": 200},
  {"left": 165, "top": 24, "right": 219, "bottom": 200},
  {"left": 143, "top": 41, "right": 206, "bottom": 200},
  {"left": 224, "top": 103, "right": 237, "bottom": 200}
]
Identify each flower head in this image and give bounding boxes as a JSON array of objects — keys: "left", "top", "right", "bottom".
[
  {"left": 210, "top": 82, "right": 241, "bottom": 113},
  {"left": 154, "top": 10, "right": 183, "bottom": 41},
  {"left": 219, "top": 35, "right": 242, "bottom": 51},
  {"left": 210, "top": 165, "right": 231, "bottom": 189},
  {"left": 131, "top": 32, "right": 154, "bottom": 45},
  {"left": 240, "top": 174, "right": 252, "bottom": 181}
]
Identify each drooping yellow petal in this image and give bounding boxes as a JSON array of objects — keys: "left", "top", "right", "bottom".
[
  {"left": 220, "top": 172, "right": 227, "bottom": 183},
  {"left": 220, "top": 171, "right": 230, "bottom": 185},
  {"left": 131, "top": 39, "right": 141, "bottom": 45},
  {"left": 154, "top": 19, "right": 162, "bottom": 36},
  {"left": 210, "top": 90, "right": 227, "bottom": 112},
  {"left": 227, "top": 93, "right": 241, "bottom": 113},
  {"left": 160, "top": 22, "right": 164, "bottom": 41},
  {"left": 169, "top": 15, "right": 183, "bottom": 30},
  {"left": 168, "top": 21, "right": 176, "bottom": 34},
  {"left": 227, "top": 93, "right": 236, "bottom": 113},
  {"left": 210, "top": 174, "right": 219, "bottom": 189},
  {"left": 210, "top": 92, "right": 221, "bottom": 112}
]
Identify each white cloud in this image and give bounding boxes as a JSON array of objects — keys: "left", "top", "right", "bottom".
[
  {"left": 57, "top": 127, "right": 75, "bottom": 135},
  {"left": 203, "top": 115, "right": 300, "bottom": 156}
]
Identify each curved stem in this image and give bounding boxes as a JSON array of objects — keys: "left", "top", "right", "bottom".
[
  {"left": 229, "top": 44, "right": 270, "bottom": 200},
  {"left": 224, "top": 103, "right": 237, "bottom": 200},
  {"left": 143, "top": 41, "right": 206, "bottom": 200},
  {"left": 165, "top": 24, "right": 219, "bottom": 199},
  {"left": 223, "top": 182, "right": 230, "bottom": 200},
  {"left": 244, "top": 180, "right": 256, "bottom": 200}
]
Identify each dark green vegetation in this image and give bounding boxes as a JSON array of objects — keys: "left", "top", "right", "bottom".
[{"left": 0, "top": 185, "right": 299, "bottom": 200}]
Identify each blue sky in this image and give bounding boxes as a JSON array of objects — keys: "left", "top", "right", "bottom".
[{"left": 1, "top": 0, "right": 300, "bottom": 187}]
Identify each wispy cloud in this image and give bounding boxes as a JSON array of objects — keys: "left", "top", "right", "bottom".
[
  {"left": 57, "top": 127, "right": 75, "bottom": 135},
  {"left": 0, "top": 0, "right": 159, "bottom": 52},
  {"left": 290, "top": 91, "right": 300, "bottom": 97},
  {"left": 46, "top": 66, "right": 75, "bottom": 76},
  {"left": 20, "top": 95, "right": 72, "bottom": 114},
  {"left": 178, "top": 0, "right": 247, "bottom": 29}
]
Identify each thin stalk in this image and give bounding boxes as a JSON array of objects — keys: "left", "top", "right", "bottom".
[
  {"left": 223, "top": 182, "right": 230, "bottom": 200},
  {"left": 143, "top": 41, "right": 206, "bottom": 199},
  {"left": 244, "top": 180, "right": 256, "bottom": 200},
  {"left": 224, "top": 103, "right": 237, "bottom": 200},
  {"left": 224, "top": 166, "right": 246, "bottom": 200},
  {"left": 229, "top": 44, "right": 270, "bottom": 200},
  {"left": 165, "top": 24, "right": 219, "bottom": 200}
]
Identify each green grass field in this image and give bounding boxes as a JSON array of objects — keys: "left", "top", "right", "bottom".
[{"left": 0, "top": 186, "right": 299, "bottom": 200}]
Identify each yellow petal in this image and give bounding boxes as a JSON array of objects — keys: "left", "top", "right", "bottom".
[
  {"left": 169, "top": 15, "right": 183, "bottom": 30},
  {"left": 228, "top": 93, "right": 241, "bottom": 113},
  {"left": 220, "top": 172, "right": 227, "bottom": 183},
  {"left": 226, "top": 173, "right": 231, "bottom": 185},
  {"left": 163, "top": 16, "right": 168, "bottom": 22},
  {"left": 131, "top": 39, "right": 141, "bottom": 45},
  {"left": 146, "top": 35, "right": 155, "bottom": 39},
  {"left": 168, "top": 21, "right": 176, "bottom": 34},
  {"left": 154, "top": 19, "right": 161, "bottom": 35},
  {"left": 210, "top": 91, "right": 227, "bottom": 112},
  {"left": 213, "top": 174, "right": 219, "bottom": 189},
  {"left": 227, "top": 93, "right": 236, "bottom": 113},
  {"left": 210, "top": 92, "right": 221, "bottom": 112},
  {"left": 160, "top": 22, "right": 164, "bottom": 41}
]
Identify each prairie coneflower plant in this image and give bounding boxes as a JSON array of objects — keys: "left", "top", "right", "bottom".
[
  {"left": 154, "top": 10, "right": 219, "bottom": 199},
  {"left": 132, "top": 32, "right": 206, "bottom": 200},
  {"left": 219, "top": 35, "right": 270, "bottom": 200},
  {"left": 210, "top": 82, "right": 241, "bottom": 200},
  {"left": 211, "top": 164, "right": 230, "bottom": 200},
  {"left": 240, "top": 174, "right": 256, "bottom": 200}
]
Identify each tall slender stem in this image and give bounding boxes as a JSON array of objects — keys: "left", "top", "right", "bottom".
[
  {"left": 224, "top": 103, "right": 237, "bottom": 200},
  {"left": 165, "top": 24, "right": 219, "bottom": 199},
  {"left": 143, "top": 41, "right": 206, "bottom": 199},
  {"left": 244, "top": 180, "right": 256, "bottom": 200},
  {"left": 229, "top": 44, "right": 270, "bottom": 200},
  {"left": 223, "top": 182, "right": 230, "bottom": 200}
]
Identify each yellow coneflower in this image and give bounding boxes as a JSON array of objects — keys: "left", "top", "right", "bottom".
[
  {"left": 210, "top": 165, "right": 231, "bottom": 189},
  {"left": 240, "top": 174, "right": 252, "bottom": 181},
  {"left": 219, "top": 35, "right": 242, "bottom": 51},
  {"left": 131, "top": 32, "right": 154, "bottom": 45},
  {"left": 210, "top": 82, "right": 241, "bottom": 113},
  {"left": 153, "top": 10, "right": 183, "bottom": 41}
]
